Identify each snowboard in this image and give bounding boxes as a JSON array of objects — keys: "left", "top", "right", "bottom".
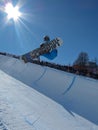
[{"left": 21, "top": 37, "right": 63, "bottom": 62}]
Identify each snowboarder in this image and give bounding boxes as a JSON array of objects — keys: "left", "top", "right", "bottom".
[{"left": 21, "top": 36, "right": 63, "bottom": 62}]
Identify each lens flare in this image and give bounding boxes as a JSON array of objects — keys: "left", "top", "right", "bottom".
[{"left": 5, "top": 3, "right": 21, "bottom": 21}]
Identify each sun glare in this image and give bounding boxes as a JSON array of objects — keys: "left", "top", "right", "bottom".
[{"left": 5, "top": 3, "right": 21, "bottom": 21}]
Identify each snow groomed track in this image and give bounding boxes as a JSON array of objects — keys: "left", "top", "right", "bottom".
[{"left": 0, "top": 55, "right": 98, "bottom": 128}]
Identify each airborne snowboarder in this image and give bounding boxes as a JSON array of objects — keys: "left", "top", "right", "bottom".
[{"left": 21, "top": 35, "right": 63, "bottom": 63}]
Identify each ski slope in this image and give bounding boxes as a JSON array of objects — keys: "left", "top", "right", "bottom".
[
  {"left": 0, "top": 69, "right": 85, "bottom": 130},
  {"left": 0, "top": 55, "right": 98, "bottom": 129}
]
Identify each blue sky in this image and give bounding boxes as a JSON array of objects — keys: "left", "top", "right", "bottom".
[{"left": 0, "top": 0, "right": 98, "bottom": 65}]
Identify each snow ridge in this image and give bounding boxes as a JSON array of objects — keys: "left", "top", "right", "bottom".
[{"left": 0, "top": 55, "right": 98, "bottom": 130}]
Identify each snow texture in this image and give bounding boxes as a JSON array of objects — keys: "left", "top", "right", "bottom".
[{"left": 0, "top": 55, "right": 98, "bottom": 130}]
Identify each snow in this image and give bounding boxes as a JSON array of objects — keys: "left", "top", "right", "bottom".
[{"left": 0, "top": 55, "right": 98, "bottom": 130}]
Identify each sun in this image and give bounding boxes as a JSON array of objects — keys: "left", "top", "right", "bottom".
[{"left": 5, "top": 3, "right": 21, "bottom": 21}]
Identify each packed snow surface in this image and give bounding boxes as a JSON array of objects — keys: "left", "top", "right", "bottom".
[{"left": 0, "top": 55, "right": 98, "bottom": 130}]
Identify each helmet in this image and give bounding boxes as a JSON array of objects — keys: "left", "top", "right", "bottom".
[{"left": 43, "top": 35, "right": 50, "bottom": 41}]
